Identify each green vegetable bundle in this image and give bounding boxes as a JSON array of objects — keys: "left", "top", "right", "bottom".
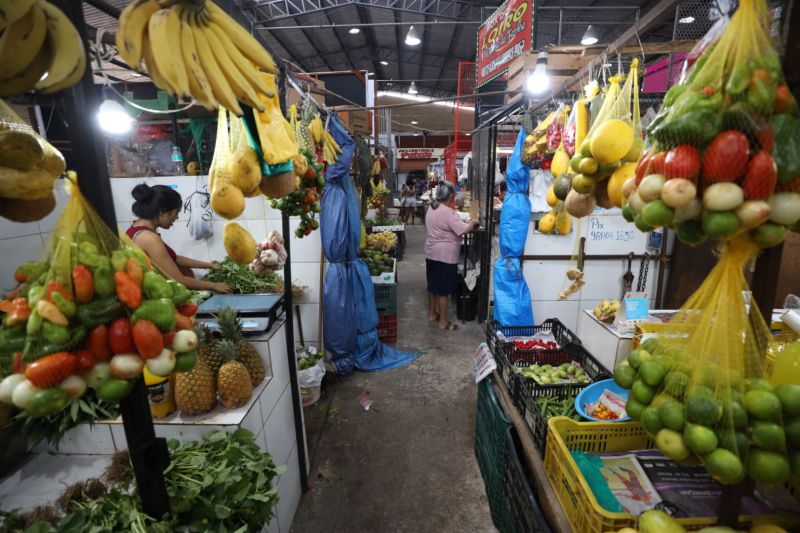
[{"left": 202, "top": 259, "right": 283, "bottom": 294}]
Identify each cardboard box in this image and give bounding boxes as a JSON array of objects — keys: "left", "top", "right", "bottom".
[
  {"left": 333, "top": 106, "right": 372, "bottom": 135},
  {"left": 286, "top": 75, "right": 326, "bottom": 108}
]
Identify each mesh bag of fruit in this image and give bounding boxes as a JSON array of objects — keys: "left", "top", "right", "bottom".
[
  {"left": 0, "top": 174, "right": 199, "bottom": 418},
  {"left": 615, "top": 235, "right": 800, "bottom": 488},
  {"left": 627, "top": 0, "right": 799, "bottom": 248}
]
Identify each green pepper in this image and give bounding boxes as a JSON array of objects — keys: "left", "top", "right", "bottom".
[
  {"left": 126, "top": 248, "right": 150, "bottom": 271},
  {"left": 26, "top": 309, "right": 43, "bottom": 336},
  {"left": 50, "top": 292, "right": 76, "bottom": 318},
  {"left": 726, "top": 62, "right": 751, "bottom": 95},
  {"left": 27, "top": 285, "right": 45, "bottom": 307},
  {"left": 41, "top": 321, "right": 70, "bottom": 344},
  {"left": 770, "top": 113, "right": 800, "bottom": 182},
  {"left": 143, "top": 271, "right": 173, "bottom": 300},
  {"left": 131, "top": 298, "right": 176, "bottom": 331},
  {"left": 663, "top": 84, "right": 689, "bottom": 107},
  {"left": 722, "top": 103, "right": 770, "bottom": 150},
  {"left": 77, "top": 297, "right": 124, "bottom": 328},
  {"left": 77, "top": 242, "right": 111, "bottom": 270},
  {"left": 24, "top": 324, "right": 87, "bottom": 362},
  {"left": 94, "top": 265, "right": 115, "bottom": 297},
  {"left": 747, "top": 78, "right": 776, "bottom": 115},
  {"left": 0, "top": 326, "right": 26, "bottom": 354},
  {"left": 651, "top": 108, "right": 722, "bottom": 149},
  {"left": 111, "top": 250, "right": 128, "bottom": 272},
  {"left": 167, "top": 280, "right": 192, "bottom": 306}
]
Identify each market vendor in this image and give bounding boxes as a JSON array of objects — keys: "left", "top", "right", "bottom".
[{"left": 127, "top": 184, "right": 232, "bottom": 293}]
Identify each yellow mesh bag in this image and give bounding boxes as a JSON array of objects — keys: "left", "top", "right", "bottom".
[
  {"left": 208, "top": 107, "right": 246, "bottom": 220},
  {"left": 616, "top": 236, "right": 797, "bottom": 487}
]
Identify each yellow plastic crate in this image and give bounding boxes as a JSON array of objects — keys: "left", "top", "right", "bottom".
[{"left": 543, "top": 417, "right": 800, "bottom": 533}]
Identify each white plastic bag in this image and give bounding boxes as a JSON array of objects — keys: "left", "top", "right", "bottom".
[
  {"left": 298, "top": 358, "right": 325, "bottom": 388},
  {"left": 185, "top": 182, "right": 213, "bottom": 240}
]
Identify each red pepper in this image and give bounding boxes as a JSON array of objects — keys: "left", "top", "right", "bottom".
[
  {"left": 72, "top": 265, "right": 94, "bottom": 304},
  {"left": 774, "top": 84, "right": 797, "bottom": 113},
  {"left": 25, "top": 352, "right": 77, "bottom": 388},
  {"left": 87, "top": 324, "right": 111, "bottom": 362},
  {"left": 177, "top": 303, "right": 198, "bottom": 317},
  {"left": 109, "top": 317, "right": 134, "bottom": 354},
  {"left": 6, "top": 298, "right": 31, "bottom": 326},
  {"left": 115, "top": 271, "right": 142, "bottom": 309},
  {"left": 46, "top": 280, "right": 72, "bottom": 303},
  {"left": 125, "top": 258, "right": 144, "bottom": 287},
  {"left": 76, "top": 349, "right": 96, "bottom": 373}
]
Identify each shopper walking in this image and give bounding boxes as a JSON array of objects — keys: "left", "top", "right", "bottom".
[
  {"left": 424, "top": 181, "right": 479, "bottom": 331},
  {"left": 400, "top": 178, "right": 417, "bottom": 224}
]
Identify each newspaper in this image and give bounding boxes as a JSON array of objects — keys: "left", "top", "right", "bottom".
[{"left": 596, "top": 454, "right": 662, "bottom": 515}]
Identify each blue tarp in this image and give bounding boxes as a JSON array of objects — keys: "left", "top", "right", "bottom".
[
  {"left": 321, "top": 115, "right": 418, "bottom": 375},
  {"left": 492, "top": 129, "right": 534, "bottom": 326}
]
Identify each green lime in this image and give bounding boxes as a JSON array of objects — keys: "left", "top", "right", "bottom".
[
  {"left": 641, "top": 338, "right": 660, "bottom": 354},
  {"left": 751, "top": 421, "right": 786, "bottom": 452},
  {"left": 631, "top": 380, "right": 656, "bottom": 405},
  {"left": 718, "top": 430, "right": 750, "bottom": 459},
  {"left": 785, "top": 417, "right": 800, "bottom": 447},
  {"left": 658, "top": 400, "right": 685, "bottom": 431},
  {"left": 651, "top": 392, "right": 677, "bottom": 409},
  {"left": 614, "top": 364, "right": 637, "bottom": 389},
  {"left": 663, "top": 371, "right": 689, "bottom": 398},
  {"left": 627, "top": 348, "right": 651, "bottom": 370},
  {"left": 683, "top": 424, "right": 718, "bottom": 455},
  {"left": 634, "top": 213, "right": 655, "bottom": 232},
  {"left": 653, "top": 354, "right": 675, "bottom": 372},
  {"left": 743, "top": 389, "right": 782, "bottom": 421},
  {"left": 641, "top": 199, "right": 675, "bottom": 227},
  {"left": 578, "top": 157, "right": 598, "bottom": 175},
  {"left": 641, "top": 406, "right": 663, "bottom": 436},
  {"left": 639, "top": 361, "right": 666, "bottom": 387},
  {"left": 695, "top": 366, "right": 718, "bottom": 389},
  {"left": 704, "top": 448, "right": 745, "bottom": 485},
  {"left": 685, "top": 395, "right": 723, "bottom": 426},
  {"left": 728, "top": 401, "right": 749, "bottom": 430},
  {"left": 625, "top": 398, "right": 646, "bottom": 421},
  {"left": 655, "top": 428, "right": 691, "bottom": 461},
  {"left": 676, "top": 219, "right": 707, "bottom": 246},
  {"left": 687, "top": 385, "right": 714, "bottom": 398},
  {"left": 790, "top": 449, "right": 800, "bottom": 478},
  {"left": 747, "top": 449, "right": 790, "bottom": 486},
  {"left": 745, "top": 378, "right": 772, "bottom": 392},
  {"left": 775, "top": 384, "right": 800, "bottom": 418}
]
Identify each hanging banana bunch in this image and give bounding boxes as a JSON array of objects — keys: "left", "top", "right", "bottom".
[{"left": 116, "top": 0, "right": 279, "bottom": 115}]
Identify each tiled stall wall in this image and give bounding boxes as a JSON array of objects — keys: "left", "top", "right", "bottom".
[{"left": 511, "top": 209, "right": 673, "bottom": 333}]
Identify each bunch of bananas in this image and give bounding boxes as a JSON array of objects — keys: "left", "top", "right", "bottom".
[
  {"left": 371, "top": 156, "right": 382, "bottom": 176},
  {"left": 321, "top": 129, "right": 342, "bottom": 164},
  {"left": 117, "top": 0, "right": 279, "bottom": 115},
  {"left": 593, "top": 299, "right": 621, "bottom": 323},
  {"left": 0, "top": 0, "right": 87, "bottom": 97},
  {"left": 521, "top": 111, "right": 557, "bottom": 165},
  {"left": 0, "top": 99, "right": 66, "bottom": 221}
]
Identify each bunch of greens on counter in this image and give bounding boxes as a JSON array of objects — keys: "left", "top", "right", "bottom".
[
  {"left": 0, "top": 429, "right": 284, "bottom": 533},
  {"left": 202, "top": 259, "right": 284, "bottom": 294}
]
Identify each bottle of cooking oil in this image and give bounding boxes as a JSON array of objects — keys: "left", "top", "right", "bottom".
[
  {"left": 770, "top": 340, "right": 800, "bottom": 386},
  {"left": 143, "top": 367, "right": 176, "bottom": 418}
]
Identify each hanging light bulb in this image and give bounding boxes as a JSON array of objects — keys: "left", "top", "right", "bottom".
[
  {"left": 97, "top": 98, "right": 133, "bottom": 135},
  {"left": 379, "top": 60, "right": 389, "bottom": 65},
  {"left": 408, "top": 81, "right": 418, "bottom": 95},
  {"left": 411, "top": 116, "right": 418, "bottom": 125},
  {"left": 349, "top": 27, "right": 360, "bottom": 34},
  {"left": 405, "top": 25, "right": 421, "bottom": 46},
  {"left": 581, "top": 25, "right": 599, "bottom": 45},
  {"left": 526, "top": 52, "right": 549, "bottom": 95}
]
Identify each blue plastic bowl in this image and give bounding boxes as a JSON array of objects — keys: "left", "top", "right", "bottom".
[{"left": 575, "top": 378, "right": 630, "bottom": 422}]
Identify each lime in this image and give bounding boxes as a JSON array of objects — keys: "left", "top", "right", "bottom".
[
  {"left": 751, "top": 421, "right": 787, "bottom": 452},
  {"left": 676, "top": 219, "right": 707, "bottom": 246},
  {"left": 703, "top": 211, "right": 740, "bottom": 239},
  {"left": 774, "top": 384, "right": 800, "bottom": 418},
  {"left": 570, "top": 152, "right": 583, "bottom": 173},
  {"left": 627, "top": 349, "right": 651, "bottom": 370},
  {"left": 655, "top": 428, "right": 691, "bottom": 461},
  {"left": 639, "top": 361, "right": 666, "bottom": 387},
  {"left": 651, "top": 392, "right": 677, "bottom": 408},
  {"left": 686, "top": 395, "right": 723, "bottom": 426},
  {"left": 639, "top": 509, "right": 687, "bottom": 533},
  {"left": 751, "top": 524, "right": 791, "bottom": 533},
  {"left": 578, "top": 157, "right": 598, "bottom": 175},
  {"left": 746, "top": 378, "right": 773, "bottom": 392},
  {"left": 704, "top": 448, "right": 745, "bottom": 484},
  {"left": 622, "top": 204, "right": 635, "bottom": 222},
  {"left": 785, "top": 417, "right": 800, "bottom": 447},
  {"left": 664, "top": 371, "right": 689, "bottom": 398},
  {"left": 728, "top": 401, "right": 749, "bottom": 430},
  {"left": 743, "top": 389, "right": 782, "bottom": 421},
  {"left": 653, "top": 354, "right": 675, "bottom": 372},
  {"left": 684, "top": 423, "right": 718, "bottom": 455},
  {"left": 635, "top": 214, "right": 655, "bottom": 232},
  {"left": 614, "top": 364, "right": 637, "bottom": 389},
  {"left": 641, "top": 406, "right": 664, "bottom": 435},
  {"left": 642, "top": 199, "right": 676, "bottom": 227},
  {"left": 695, "top": 366, "right": 718, "bottom": 389},
  {"left": 631, "top": 380, "right": 656, "bottom": 405},
  {"left": 790, "top": 449, "right": 800, "bottom": 478},
  {"left": 718, "top": 430, "right": 750, "bottom": 458},
  {"left": 625, "top": 398, "right": 646, "bottom": 421},
  {"left": 747, "top": 449, "right": 790, "bottom": 486},
  {"left": 659, "top": 400, "right": 686, "bottom": 431},
  {"left": 641, "top": 338, "right": 660, "bottom": 354},
  {"left": 687, "top": 385, "right": 714, "bottom": 398}
]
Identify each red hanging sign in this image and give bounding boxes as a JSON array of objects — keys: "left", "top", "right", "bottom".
[{"left": 476, "top": 0, "right": 533, "bottom": 87}]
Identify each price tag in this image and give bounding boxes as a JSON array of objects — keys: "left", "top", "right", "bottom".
[
  {"left": 622, "top": 291, "right": 650, "bottom": 321},
  {"left": 473, "top": 343, "right": 496, "bottom": 384}
]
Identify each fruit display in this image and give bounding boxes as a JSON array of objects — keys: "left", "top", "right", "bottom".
[
  {"left": 607, "top": 509, "right": 790, "bottom": 533},
  {"left": 365, "top": 231, "right": 397, "bottom": 253},
  {"left": 514, "top": 361, "right": 593, "bottom": 385},
  {"left": 362, "top": 249, "right": 393, "bottom": 276},
  {"left": 624, "top": 0, "right": 800, "bottom": 248},
  {"left": 0, "top": 174, "right": 198, "bottom": 418},
  {"left": 116, "top": 0, "right": 279, "bottom": 114},
  {"left": 368, "top": 180, "right": 390, "bottom": 209},
  {"left": 0, "top": 99, "right": 66, "bottom": 222},
  {"left": 0, "top": 0, "right": 87, "bottom": 97},
  {"left": 594, "top": 299, "right": 621, "bottom": 323},
  {"left": 538, "top": 206, "right": 573, "bottom": 235},
  {"left": 249, "top": 230, "right": 287, "bottom": 275}
]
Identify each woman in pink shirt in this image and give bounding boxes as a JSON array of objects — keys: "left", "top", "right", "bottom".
[{"left": 425, "top": 181, "right": 479, "bottom": 331}]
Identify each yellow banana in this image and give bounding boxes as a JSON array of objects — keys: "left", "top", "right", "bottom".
[
  {"left": 0, "top": 0, "right": 37, "bottom": 33},
  {"left": 142, "top": 38, "right": 173, "bottom": 95},
  {"left": 205, "top": 1, "right": 279, "bottom": 74},
  {"left": 192, "top": 25, "right": 242, "bottom": 116},
  {"left": 0, "top": 41, "right": 51, "bottom": 97},
  {"left": 116, "top": 0, "right": 159, "bottom": 70},
  {"left": 179, "top": 17, "right": 216, "bottom": 110},
  {"left": 147, "top": 8, "right": 189, "bottom": 97},
  {"left": 206, "top": 22, "right": 273, "bottom": 98},
  {"left": 203, "top": 24, "right": 264, "bottom": 111},
  {"left": 35, "top": 2, "right": 86, "bottom": 94},
  {"left": 0, "top": 3, "right": 47, "bottom": 80}
]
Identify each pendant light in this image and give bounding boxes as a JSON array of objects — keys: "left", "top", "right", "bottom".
[
  {"left": 405, "top": 25, "right": 421, "bottom": 46},
  {"left": 411, "top": 116, "right": 419, "bottom": 125},
  {"left": 408, "top": 81, "right": 418, "bottom": 95},
  {"left": 97, "top": 98, "right": 132, "bottom": 135},
  {"left": 581, "top": 25, "right": 599, "bottom": 45},
  {"left": 525, "top": 52, "right": 549, "bottom": 95}
]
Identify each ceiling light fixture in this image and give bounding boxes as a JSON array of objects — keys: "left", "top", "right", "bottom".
[
  {"left": 581, "top": 25, "right": 599, "bottom": 45},
  {"left": 408, "top": 81, "right": 418, "bottom": 94},
  {"left": 413, "top": 132, "right": 420, "bottom": 136},
  {"left": 526, "top": 51, "right": 549, "bottom": 95},
  {"left": 349, "top": 27, "right": 360, "bottom": 34},
  {"left": 379, "top": 60, "right": 389, "bottom": 65},
  {"left": 405, "top": 25, "right": 421, "bottom": 46},
  {"left": 466, "top": 133, "right": 471, "bottom": 136},
  {"left": 97, "top": 98, "right": 133, "bottom": 135},
  {"left": 679, "top": 15, "right": 695, "bottom": 23},
  {"left": 411, "top": 116, "right": 418, "bottom": 125}
]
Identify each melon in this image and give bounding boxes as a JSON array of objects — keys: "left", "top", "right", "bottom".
[
  {"left": 210, "top": 183, "right": 245, "bottom": 220},
  {"left": 607, "top": 162, "right": 637, "bottom": 207},
  {"left": 223, "top": 222, "right": 258, "bottom": 265},
  {"left": 589, "top": 119, "right": 634, "bottom": 164}
]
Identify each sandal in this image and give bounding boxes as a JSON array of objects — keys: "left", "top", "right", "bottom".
[
  {"left": 440, "top": 322, "right": 460, "bottom": 331},
  {"left": 429, "top": 314, "right": 439, "bottom": 322}
]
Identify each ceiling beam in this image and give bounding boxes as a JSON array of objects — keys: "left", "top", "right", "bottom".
[
  {"left": 357, "top": 4, "right": 383, "bottom": 80},
  {"left": 290, "top": 45, "right": 466, "bottom": 72},
  {"left": 435, "top": 23, "right": 463, "bottom": 93},
  {"left": 242, "top": 0, "right": 492, "bottom": 23},
  {"left": 323, "top": 11, "right": 356, "bottom": 70},
  {"left": 393, "top": 9, "right": 406, "bottom": 83}
]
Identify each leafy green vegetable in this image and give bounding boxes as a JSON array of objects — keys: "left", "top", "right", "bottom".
[
  {"left": 535, "top": 393, "right": 580, "bottom": 421},
  {"left": 202, "top": 259, "right": 283, "bottom": 294}
]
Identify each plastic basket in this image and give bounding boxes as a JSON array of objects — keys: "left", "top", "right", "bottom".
[
  {"left": 373, "top": 283, "right": 397, "bottom": 316},
  {"left": 513, "top": 382, "right": 580, "bottom": 458},
  {"left": 475, "top": 379, "right": 514, "bottom": 533},
  {"left": 543, "top": 417, "right": 800, "bottom": 533},
  {"left": 504, "top": 426, "right": 553, "bottom": 533},
  {"left": 377, "top": 314, "right": 397, "bottom": 344}
]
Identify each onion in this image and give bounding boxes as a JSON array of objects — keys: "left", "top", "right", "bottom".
[
  {"left": 673, "top": 198, "right": 703, "bottom": 223},
  {"left": 110, "top": 354, "right": 145, "bottom": 380},
  {"left": 83, "top": 362, "right": 111, "bottom": 389},
  {"left": 0, "top": 374, "right": 26, "bottom": 404},
  {"left": 145, "top": 349, "right": 176, "bottom": 378},
  {"left": 661, "top": 178, "right": 696, "bottom": 208},
  {"left": 12, "top": 380, "right": 39, "bottom": 410},
  {"left": 622, "top": 178, "right": 637, "bottom": 199},
  {"left": 703, "top": 183, "right": 744, "bottom": 211},
  {"left": 735, "top": 200, "right": 770, "bottom": 228},
  {"left": 768, "top": 192, "right": 800, "bottom": 225},
  {"left": 628, "top": 190, "right": 645, "bottom": 213},
  {"left": 638, "top": 174, "right": 665, "bottom": 202},
  {"left": 173, "top": 330, "right": 198, "bottom": 353},
  {"left": 60, "top": 375, "right": 87, "bottom": 400}
]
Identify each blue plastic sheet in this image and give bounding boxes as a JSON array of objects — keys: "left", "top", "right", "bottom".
[
  {"left": 493, "top": 129, "right": 534, "bottom": 326},
  {"left": 321, "top": 115, "right": 418, "bottom": 374}
]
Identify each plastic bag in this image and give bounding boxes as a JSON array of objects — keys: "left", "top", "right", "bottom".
[
  {"left": 631, "top": 0, "right": 799, "bottom": 249},
  {"left": 185, "top": 181, "right": 213, "bottom": 241},
  {"left": 615, "top": 237, "right": 796, "bottom": 487},
  {"left": 546, "top": 103, "right": 569, "bottom": 151},
  {"left": 0, "top": 174, "right": 198, "bottom": 418},
  {"left": 562, "top": 104, "right": 578, "bottom": 156},
  {"left": 298, "top": 358, "right": 325, "bottom": 389}
]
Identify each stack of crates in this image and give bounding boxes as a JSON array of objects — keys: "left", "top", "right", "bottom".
[{"left": 374, "top": 284, "right": 397, "bottom": 343}]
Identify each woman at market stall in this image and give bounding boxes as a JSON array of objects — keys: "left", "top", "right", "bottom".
[
  {"left": 127, "top": 184, "right": 232, "bottom": 293},
  {"left": 425, "top": 181, "right": 479, "bottom": 331},
  {"left": 400, "top": 178, "right": 417, "bottom": 224}
]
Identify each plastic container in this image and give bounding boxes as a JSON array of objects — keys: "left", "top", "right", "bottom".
[
  {"left": 574, "top": 378, "right": 630, "bottom": 422},
  {"left": 301, "top": 385, "right": 321, "bottom": 407},
  {"left": 512, "top": 380, "right": 578, "bottom": 457},
  {"left": 543, "top": 417, "right": 800, "bottom": 533},
  {"left": 170, "top": 145, "right": 183, "bottom": 174},
  {"left": 373, "top": 283, "right": 397, "bottom": 316},
  {"left": 143, "top": 367, "right": 176, "bottom": 419},
  {"left": 504, "top": 426, "right": 553, "bottom": 533},
  {"left": 377, "top": 314, "right": 397, "bottom": 343}
]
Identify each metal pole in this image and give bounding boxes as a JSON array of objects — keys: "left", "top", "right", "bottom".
[
  {"left": 53, "top": 0, "right": 170, "bottom": 520},
  {"left": 557, "top": 9, "right": 563, "bottom": 45}
]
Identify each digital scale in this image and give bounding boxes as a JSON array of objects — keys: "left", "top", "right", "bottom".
[{"left": 196, "top": 294, "right": 285, "bottom": 335}]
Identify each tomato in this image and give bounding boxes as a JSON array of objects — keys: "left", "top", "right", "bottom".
[
  {"left": 702, "top": 130, "right": 750, "bottom": 183},
  {"left": 163, "top": 330, "right": 176, "bottom": 349},
  {"left": 26, "top": 387, "right": 69, "bottom": 417},
  {"left": 635, "top": 151, "right": 651, "bottom": 184},
  {"left": 87, "top": 325, "right": 111, "bottom": 362},
  {"left": 132, "top": 319, "right": 164, "bottom": 359},
  {"left": 109, "top": 318, "right": 134, "bottom": 354},
  {"left": 75, "top": 349, "right": 96, "bottom": 373},
  {"left": 177, "top": 303, "right": 198, "bottom": 317},
  {"left": 756, "top": 125, "right": 774, "bottom": 154},
  {"left": 637, "top": 151, "right": 666, "bottom": 184},
  {"left": 742, "top": 151, "right": 778, "bottom": 199},
  {"left": 664, "top": 145, "right": 701, "bottom": 180}
]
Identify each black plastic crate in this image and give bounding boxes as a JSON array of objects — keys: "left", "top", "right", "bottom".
[
  {"left": 504, "top": 426, "right": 553, "bottom": 533},
  {"left": 373, "top": 283, "right": 397, "bottom": 316},
  {"left": 513, "top": 379, "right": 581, "bottom": 457}
]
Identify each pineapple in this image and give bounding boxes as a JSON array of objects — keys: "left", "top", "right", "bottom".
[
  {"left": 175, "top": 357, "right": 217, "bottom": 415},
  {"left": 197, "top": 323, "right": 225, "bottom": 376},
  {"left": 216, "top": 307, "right": 266, "bottom": 386},
  {"left": 216, "top": 340, "right": 253, "bottom": 408}
]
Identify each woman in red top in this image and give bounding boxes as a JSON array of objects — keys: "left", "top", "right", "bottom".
[{"left": 127, "top": 184, "right": 231, "bottom": 293}]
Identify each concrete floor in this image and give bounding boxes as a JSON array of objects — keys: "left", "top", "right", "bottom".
[{"left": 291, "top": 224, "right": 496, "bottom": 533}]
